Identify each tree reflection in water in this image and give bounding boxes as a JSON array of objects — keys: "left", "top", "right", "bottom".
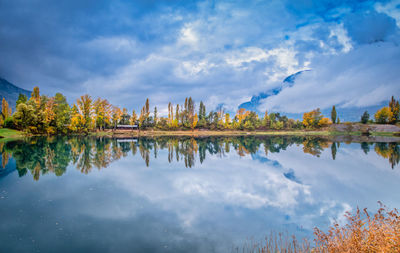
[{"left": 0, "top": 136, "right": 399, "bottom": 180}]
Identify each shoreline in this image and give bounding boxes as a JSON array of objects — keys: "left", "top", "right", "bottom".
[{"left": 1, "top": 128, "right": 400, "bottom": 142}]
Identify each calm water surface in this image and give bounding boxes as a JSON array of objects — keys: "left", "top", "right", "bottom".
[{"left": 0, "top": 136, "right": 399, "bottom": 253}]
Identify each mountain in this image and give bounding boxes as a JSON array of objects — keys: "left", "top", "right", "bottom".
[
  {"left": 238, "top": 71, "right": 385, "bottom": 122},
  {"left": 0, "top": 77, "right": 31, "bottom": 111},
  {"left": 238, "top": 70, "right": 307, "bottom": 112}
]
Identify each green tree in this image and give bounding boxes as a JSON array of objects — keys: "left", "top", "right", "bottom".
[
  {"left": 154, "top": 106, "right": 158, "bottom": 126},
  {"left": 13, "top": 103, "right": 37, "bottom": 130},
  {"left": 361, "top": 111, "right": 369, "bottom": 124},
  {"left": 198, "top": 101, "right": 206, "bottom": 127},
  {"left": 145, "top": 98, "right": 150, "bottom": 125},
  {"left": 54, "top": 93, "right": 71, "bottom": 133},
  {"left": 389, "top": 96, "right": 399, "bottom": 123},
  {"left": 331, "top": 142, "right": 337, "bottom": 160},
  {"left": 331, "top": 105, "right": 337, "bottom": 124},
  {"left": 16, "top": 93, "right": 28, "bottom": 106}
]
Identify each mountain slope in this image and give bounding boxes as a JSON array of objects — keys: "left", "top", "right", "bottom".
[
  {"left": 238, "top": 70, "right": 307, "bottom": 112},
  {"left": 0, "top": 78, "right": 31, "bottom": 111},
  {"left": 238, "top": 71, "right": 386, "bottom": 122}
]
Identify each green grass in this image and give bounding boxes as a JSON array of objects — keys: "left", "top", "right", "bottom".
[
  {"left": 369, "top": 131, "right": 400, "bottom": 137},
  {"left": 0, "top": 128, "right": 24, "bottom": 139}
]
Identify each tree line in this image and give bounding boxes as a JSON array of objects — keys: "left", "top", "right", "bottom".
[{"left": 0, "top": 86, "right": 398, "bottom": 134}]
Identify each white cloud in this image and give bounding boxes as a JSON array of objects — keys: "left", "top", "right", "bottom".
[{"left": 259, "top": 42, "right": 400, "bottom": 113}]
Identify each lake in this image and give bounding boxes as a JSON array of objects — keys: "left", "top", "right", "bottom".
[{"left": 0, "top": 136, "right": 399, "bottom": 252}]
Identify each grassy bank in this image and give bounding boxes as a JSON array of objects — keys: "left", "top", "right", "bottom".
[
  {"left": 1, "top": 127, "right": 399, "bottom": 139},
  {"left": 0, "top": 128, "right": 24, "bottom": 139}
]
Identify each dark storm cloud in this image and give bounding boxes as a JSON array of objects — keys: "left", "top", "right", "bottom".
[{"left": 344, "top": 9, "right": 398, "bottom": 44}]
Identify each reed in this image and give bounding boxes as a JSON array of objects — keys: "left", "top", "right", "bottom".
[
  {"left": 238, "top": 203, "right": 400, "bottom": 253},
  {"left": 314, "top": 202, "right": 400, "bottom": 252}
]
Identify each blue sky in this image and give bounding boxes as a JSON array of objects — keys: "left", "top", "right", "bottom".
[{"left": 0, "top": 0, "right": 399, "bottom": 115}]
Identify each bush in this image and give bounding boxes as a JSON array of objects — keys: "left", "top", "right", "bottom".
[
  {"left": 3, "top": 117, "right": 14, "bottom": 128},
  {"left": 318, "top": 117, "right": 332, "bottom": 127}
]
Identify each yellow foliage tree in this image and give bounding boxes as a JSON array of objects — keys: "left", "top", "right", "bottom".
[
  {"left": 69, "top": 104, "right": 83, "bottom": 132},
  {"left": 191, "top": 113, "right": 198, "bottom": 131},
  {"left": 112, "top": 106, "right": 122, "bottom": 129},
  {"left": 236, "top": 108, "right": 250, "bottom": 124},
  {"left": 130, "top": 109, "right": 137, "bottom": 125},
  {"left": 1, "top": 98, "right": 11, "bottom": 125},
  {"left": 303, "top": 108, "right": 323, "bottom": 129},
  {"left": 31, "top": 86, "right": 41, "bottom": 109},
  {"left": 375, "top": 107, "right": 392, "bottom": 124},
  {"left": 76, "top": 94, "right": 93, "bottom": 130},
  {"left": 224, "top": 113, "right": 231, "bottom": 129}
]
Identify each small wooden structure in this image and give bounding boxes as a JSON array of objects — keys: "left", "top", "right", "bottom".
[{"left": 116, "top": 124, "right": 138, "bottom": 130}]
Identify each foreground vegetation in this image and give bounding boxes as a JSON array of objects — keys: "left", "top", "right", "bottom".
[
  {"left": 239, "top": 203, "right": 399, "bottom": 253},
  {"left": 0, "top": 86, "right": 398, "bottom": 135}
]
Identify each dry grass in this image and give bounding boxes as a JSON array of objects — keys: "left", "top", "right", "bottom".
[
  {"left": 242, "top": 203, "right": 400, "bottom": 253},
  {"left": 233, "top": 232, "right": 310, "bottom": 253},
  {"left": 314, "top": 202, "right": 400, "bottom": 253}
]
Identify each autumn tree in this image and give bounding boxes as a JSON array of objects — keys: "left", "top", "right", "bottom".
[
  {"left": 44, "top": 98, "right": 56, "bottom": 134},
  {"left": 191, "top": 114, "right": 198, "bottom": 131},
  {"left": 375, "top": 107, "right": 392, "bottom": 124},
  {"left": 235, "top": 108, "right": 250, "bottom": 129},
  {"left": 93, "top": 98, "right": 111, "bottom": 130},
  {"left": 1, "top": 98, "right": 12, "bottom": 124},
  {"left": 31, "top": 86, "right": 41, "bottom": 109},
  {"left": 111, "top": 106, "right": 122, "bottom": 129},
  {"left": 224, "top": 113, "right": 231, "bottom": 129},
  {"left": 69, "top": 104, "right": 84, "bottom": 132},
  {"left": 303, "top": 108, "right": 323, "bottom": 129},
  {"left": 130, "top": 110, "right": 137, "bottom": 125},
  {"left": 331, "top": 105, "right": 337, "bottom": 124},
  {"left": 76, "top": 94, "right": 93, "bottom": 130}
]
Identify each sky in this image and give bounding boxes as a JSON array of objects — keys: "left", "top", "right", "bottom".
[{"left": 0, "top": 0, "right": 399, "bottom": 115}]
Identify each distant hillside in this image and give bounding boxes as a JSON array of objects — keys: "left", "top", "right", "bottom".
[
  {"left": 238, "top": 70, "right": 307, "bottom": 112},
  {"left": 0, "top": 78, "right": 31, "bottom": 111}
]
